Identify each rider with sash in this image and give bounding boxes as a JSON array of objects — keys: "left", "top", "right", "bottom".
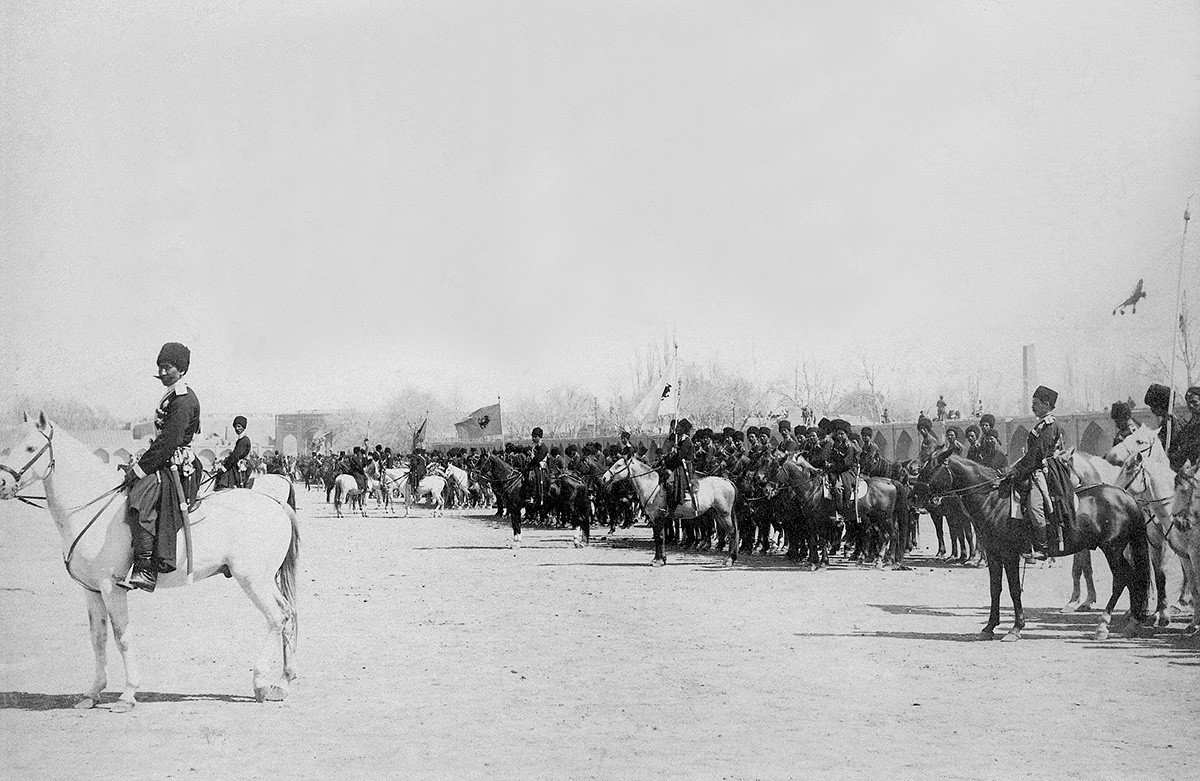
[
  {"left": 408, "top": 448, "right": 426, "bottom": 494},
  {"left": 116, "top": 342, "right": 201, "bottom": 593},
  {"left": 215, "top": 415, "right": 251, "bottom": 490}
]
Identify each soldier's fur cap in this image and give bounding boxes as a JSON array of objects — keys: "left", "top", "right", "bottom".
[
  {"left": 1144, "top": 384, "right": 1171, "bottom": 411},
  {"left": 917, "top": 415, "right": 933, "bottom": 433},
  {"left": 675, "top": 419, "right": 693, "bottom": 434},
  {"left": 731, "top": 430, "right": 744, "bottom": 442},
  {"left": 157, "top": 342, "right": 190, "bottom": 374},
  {"left": 947, "top": 425, "right": 963, "bottom": 438},
  {"left": 980, "top": 413, "right": 996, "bottom": 427},
  {"left": 233, "top": 415, "right": 247, "bottom": 428},
  {"left": 722, "top": 426, "right": 736, "bottom": 437},
  {"left": 696, "top": 427, "right": 712, "bottom": 440},
  {"left": 550, "top": 446, "right": 561, "bottom": 456},
  {"left": 531, "top": 427, "right": 544, "bottom": 438},
  {"left": 832, "top": 419, "right": 851, "bottom": 434},
  {"left": 861, "top": 426, "right": 874, "bottom": 438},
  {"left": 1033, "top": 385, "right": 1058, "bottom": 407},
  {"left": 777, "top": 419, "right": 791, "bottom": 431},
  {"left": 1110, "top": 402, "right": 1131, "bottom": 421}
]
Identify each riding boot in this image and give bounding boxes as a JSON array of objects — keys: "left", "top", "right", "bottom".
[
  {"left": 1030, "top": 520, "right": 1050, "bottom": 559},
  {"left": 118, "top": 513, "right": 158, "bottom": 592}
]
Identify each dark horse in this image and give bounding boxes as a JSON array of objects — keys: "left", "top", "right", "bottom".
[
  {"left": 476, "top": 455, "right": 526, "bottom": 545},
  {"left": 548, "top": 473, "right": 593, "bottom": 547},
  {"left": 917, "top": 453, "right": 1150, "bottom": 641}
]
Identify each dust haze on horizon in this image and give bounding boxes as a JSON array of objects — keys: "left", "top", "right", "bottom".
[{"left": 2, "top": 2, "right": 1198, "bottom": 422}]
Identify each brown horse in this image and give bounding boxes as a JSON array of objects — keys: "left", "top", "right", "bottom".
[
  {"left": 917, "top": 453, "right": 1150, "bottom": 641},
  {"left": 476, "top": 455, "right": 526, "bottom": 546}
]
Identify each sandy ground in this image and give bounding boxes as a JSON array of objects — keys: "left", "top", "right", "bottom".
[{"left": 1, "top": 485, "right": 1198, "bottom": 780}]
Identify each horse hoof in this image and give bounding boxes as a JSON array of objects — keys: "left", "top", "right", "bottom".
[
  {"left": 1061, "top": 602, "right": 1080, "bottom": 614},
  {"left": 1001, "top": 629, "right": 1021, "bottom": 642},
  {"left": 255, "top": 685, "right": 287, "bottom": 702},
  {"left": 110, "top": 699, "right": 135, "bottom": 713},
  {"left": 1094, "top": 627, "right": 1110, "bottom": 641},
  {"left": 1156, "top": 613, "right": 1172, "bottom": 628},
  {"left": 284, "top": 670, "right": 298, "bottom": 683},
  {"left": 977, "top": 629, "right": 996, "bottom": 641},
  {"left": 1077, "top": 602, "right": 1095, "bottom": 613},
  {"left": 723, "top": 557, "right": 733, "bottom": 567},
  {"left": 74, "top": 697, "right": 97, "bottom": 710},
  {"left": 1183, "top": 624, "right": 1199, "bottom": 637},
  {"left": 651, "top": 558, "right": 666, "bottom": 567}
]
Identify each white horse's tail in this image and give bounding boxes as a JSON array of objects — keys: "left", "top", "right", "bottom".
[{"left": 277, "top": 505, "right": 301, "bottom": 647}]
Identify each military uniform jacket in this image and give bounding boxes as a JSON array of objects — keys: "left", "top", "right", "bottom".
[
  {"left": 223, "top": 434, "right": 251, "bottom": 472},
  {"left": 1168, "top": 416, "right": 1200, "bottom": 471},
  {"left": 527, "top": 442, "right": 549, "bottom": 470},
  {"left": 664, "top": 434, "right": 694, "bottom": 470},
  {"left": 136, "top": 382, "right": 200, "bottom": 477},
  {"left": 1010, "top": 415, "right": 1062, "bottom": 482},
  {"left": 827, "top": 441, "right": 860, "bottom": 473}
]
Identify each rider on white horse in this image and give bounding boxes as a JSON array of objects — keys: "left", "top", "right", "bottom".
[
  {"left": 116, "top": 341, "right": 201, "bottom": 593},
  {"left": 660, "top": 419, "right": 694, "bottom": 512}
]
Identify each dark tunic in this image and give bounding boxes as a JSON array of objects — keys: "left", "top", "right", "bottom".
[
  {"left": 1169, "top": 416, "right": 1200, "bottom": 471},
  {"left": 217, "top": 434, "right": 251, "bottom": 490},
  {"left": 1010, "top": 414, "right": 1062, "bottom": 482}
]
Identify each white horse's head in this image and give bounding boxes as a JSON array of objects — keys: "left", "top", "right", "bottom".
[
  {"left": 0, "top": 411, "right": 55, "bottom": 500},
  {"left": 1106, "top": 423, "right": 1159, "bottom": 466},
  {"left": 600, "top": 456, "right": 635, "bottom": 487}
]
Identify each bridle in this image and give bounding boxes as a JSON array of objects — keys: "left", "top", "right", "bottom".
[
  {"left": 0, "top": 425, "right": 55, "bottom": 507},
  {"left": 1, "top": 424, "right": 124, "bottom": 594}
]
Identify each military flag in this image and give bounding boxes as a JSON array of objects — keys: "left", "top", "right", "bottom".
[
  {"left": 454, "top": 403, "right": 503, "bottom": 439},
  {"left": 631, "top": 352, "right": 679, "bottom": 425},
  {"left": 412, "top": 418, "right": 427, "bottom": 451}
]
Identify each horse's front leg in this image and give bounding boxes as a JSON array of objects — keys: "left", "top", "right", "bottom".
[
  {"left": 75, "top": 590, "right": 109, "bottom": 709},
  {"left": 1002, "top": 552, "right": 1025, "bottom": 641},
  {"left": 979, "top": 553, "right": 1003, "bottom": 640},
  {"left": 100, "top": 584, "right": 141, "bottom": 712},
  {"left": 652, "top": 516, "right": 666, "bottom": 566}
]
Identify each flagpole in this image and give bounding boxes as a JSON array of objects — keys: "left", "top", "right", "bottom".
[
  {"left": 1166, "top": 198, "right": 1191, "bottom": 450},
  {"left": 672, "top": 336, "right": 681, "bottom": 432}
]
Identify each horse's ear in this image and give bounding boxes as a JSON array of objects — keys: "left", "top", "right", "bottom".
[
  {"left": 37, "top": 410, "right": 47, "bottom": 430},
  {"left": 22, "top": 410, "right": 28, "bottom": 423},
  {"left": 936, "top": 448, "right": 954, "bottom": 465}
]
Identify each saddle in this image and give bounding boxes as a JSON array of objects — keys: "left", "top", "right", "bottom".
[{"left": 822, "top": 477, "right": 868, "bottom": 501}]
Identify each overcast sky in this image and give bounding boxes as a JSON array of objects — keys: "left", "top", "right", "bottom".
[{"left": 2, "top": 1, "right": 1198, "bottom": 419}]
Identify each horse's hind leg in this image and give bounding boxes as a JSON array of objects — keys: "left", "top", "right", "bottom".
[
  {"left": 1063, "top": 550, "right": 1096, "bottom": 612},
  {"left": 237, "top": 575, "right": 289, "bottom": 701},
  {"left": 979, "top": 553, "right": 1003, "bottom": 640}
]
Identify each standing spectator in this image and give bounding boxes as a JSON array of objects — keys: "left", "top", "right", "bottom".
[{"left": 936, "top": 395, "right": 947, "bottom": 421}]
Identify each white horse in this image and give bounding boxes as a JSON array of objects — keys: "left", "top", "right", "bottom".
[
  {"left": 443, "top": 463, "right": 470, "bottom": 507},
  {"left": 0, "top": 415, "right": 300, "bottom": 709},
  {"left": 600, "top": 455, "right": 738, "bottom": 566},
  {"left": 1170, "top": 460, "right": 1200, "bottom": 634},
  {"left": 332, "top": 474, "right": 368, "bottom": 517},
  {"left": 403, "top": 475, "right": 447, "bottom": 516},
  {"left": 1108, "top": 424, "right": 1198, "bottom": 628},
  {"left": 245, "top": 473, "right": 296, "bottom": 511}
]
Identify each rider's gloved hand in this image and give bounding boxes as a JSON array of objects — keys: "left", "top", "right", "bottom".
[{"left": 118, "top": 463, "right": 139, "bottom": 489}]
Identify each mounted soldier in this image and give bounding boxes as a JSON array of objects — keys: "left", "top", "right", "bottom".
[
  {"left": 826, "top": 419, "right": 860, "bottom": 517},
  {"left": 215, "top": 415, "right": 251, "bottom": 490},
  {"left": 1145, "top": 383, "right": 1175, "bottom": 452},
  {"left": 618, "top": 427, "right": 635, "bottom": 459},
  {"left": 116, "top": 342, "right": 201, "bottom": 593},
  {"left": 408, "top": 448, "right": 427, "bottom": 495},
  {"left": 348, "top": 447, "right": 368, "bottom": 493},
  {"left": 1110, "top": 401, "right": 1138, "bottom": 446},
  {"left": 661, "top": 418, "right": 695, "bottom": 512},
  {"left": 525, "top": 427, "right": 549, "bottom": 510},
  {"left": 1169, "top": 387, "right": 1200, "bottom": 471},
  {"left": 1006, "top": 385, "right": 1072, "bottom": 557},
  {"left": 858, "top": 426, "right": 881, "bottom": 474}
]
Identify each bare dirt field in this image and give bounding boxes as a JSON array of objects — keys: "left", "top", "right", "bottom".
[{"left": 2, "top": 486, "right": 1198, "bottom": 780}]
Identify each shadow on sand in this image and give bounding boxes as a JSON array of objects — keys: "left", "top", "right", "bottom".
[{"left": 0, "top": 690, "right": 255, "bottom": 711}]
